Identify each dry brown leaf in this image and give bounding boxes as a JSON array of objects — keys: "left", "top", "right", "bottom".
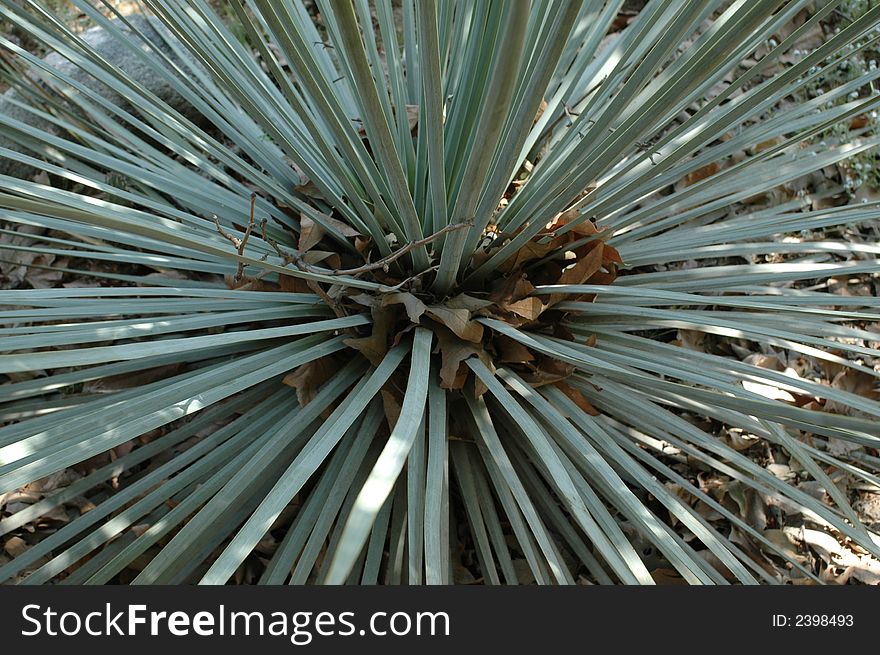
[
  {"left": 534, "top": 98, "right": 548, "bottom": 124},
  {"left": 381, "top": 388, "right": 403, "bottom": 430},
  {"left": 279, "top": 274, "right": 313, "bottom": 293},
  {"left": 743, "top": 352, "right": 784, "bottom": 371},
  {"left": 797, "top": 528, "right": 880, "bottom": 584},
  {"left": 0, "top": 224, "right": 64, "bottom": 288},
  {"left": 298, "top": 214, "right": 324, "bottom": 253},
  {"left": 822, "top": 369, "right": 880, "bottom": 423},
  {"left": 850, "top": 115, "right": 870, "bottom": 130},
  {"left": 294, "top": 172, "right": 324, "bottom": 199},
  {"left": 84, "top": 363, "right": 182, "bottom": 394},
  {"left": 39, "top": 505, "right": 71, "bottom": 525},
  {"left": 675, "top": 329, "right": 706, "bottom": 352},
  {"left": 545, "top": 241, "right": 605, "bottom": 306},
  {"left": 682, "top": 162, "right": 720, "bottom": 187},
  {"left": 489, "top": 274, "right": 536, "bottom": 305},
  {"left": 434, "top": 326, "right": 479, "bottom": 389},
  {"left": 650, "top": 568, "right": 688, "bottom": 585},
  {"left": 495, "top": 335, "right": 535, "bottom": 364},
  {"left": 354, "top": 236, "right": 372, "bottom": 254},
  {"left": 523, "top": 357, "right": 575, "bottom": 387},
  {"left": 112, "top": 440, "right": 136, "bottom": 460},
  {"left": 310, "top": 213, "right": 362, "bottom": 238},
  {"left": 753, "top": 136, "right": 783, "bottom": 153},
  {"left": 741, "top": 380, "right": 796, "bottom": 403},
  {"left": 426, "top": 306, "right": 484, "bottom": 343},
  {"left": 302, "top": 250, "right": 340, "bottom": 268},
  {"left": 282, "top": 358, "right": 336, "bottom": 406},
  {"left": 583, "top": 269, "right": 616, "bottom": 286},
  {"left": 724, "top": 480, "right": 768, "bottom": 530},
  {"left": 831, "top": 369, "right": 880, "bottom": 401},
  {"left": 601, "top": 243, "right": 623, "bottom": 266},
  {"left": 347, "top": 293, "right": 376, "bottom": 307},
  {"left": 131, "top": 524, "right": 151, "bottom": 538},
  {"left": 295, "top": 179, "right": 324, "bottom": 199},
  {"left": 344, "top": 304, "right": 397, "bottom": 365},
  {"left": 497, "top": 238, "right": 559, "bottom": 273},
  {"left": 554, "top": 381, "right": 600, "bottom": 415},
  {"left": 69, "top": 496, "right": 97, "bottom": 515},
  {"left": 761, "top": 529, "right": 809, "bottom": 564},
  {"left": 561, "top": 242, "right": 604, "bottom": 284},
  {"left": 552, "top": 210, "right": 600, "bottom": 238},
  {"left": 502, "top": 296, "right": 544, "bottom": 320},
  {"left": 444, "top": 294, "right": 494, "bottom": 313},
  {"left": 405, "top": 104, "right": 419, "bottom": 132},
  {"left": 381, "top": 292, "right": 427, "bottom": 324},
  {"left": 4, "top": 536, "right": 28, "bottom": 557}
]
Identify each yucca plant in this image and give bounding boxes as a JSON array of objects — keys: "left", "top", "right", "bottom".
[{"left": 1, "top": 0, "right": 879, "bottom": 585}]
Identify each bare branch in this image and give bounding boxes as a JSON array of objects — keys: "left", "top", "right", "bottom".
[
  {"left": 214, "top": 193, "right": 257, "bottom": 283},
  {"left": 329, "top": 220, "right": 473, "bottom": 276}
]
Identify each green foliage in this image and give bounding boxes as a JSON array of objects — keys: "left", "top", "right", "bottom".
[
  {"left": 790, "top": 0, "right": 880, "bottom": 192},
  {"left": 1, "top": 0, "right": 879, "bottom": 585}
]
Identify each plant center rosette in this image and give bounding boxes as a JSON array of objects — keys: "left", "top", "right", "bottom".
[{"left": 248, "top": 206, "right": 622, "bottom": 416}]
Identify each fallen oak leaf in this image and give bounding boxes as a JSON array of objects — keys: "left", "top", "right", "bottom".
[
  {"left": 522, "top": 357, "right": 576, "bottom": 387},
  {"left": 554, "top": 322, "right": 579, "bottom": 343},
  {"left": 601, "top": 243, "right": 623, "bottom": 266},
  {"left": 681, "top": 161, "right": 721, "bottom": 187},
  {"left": 825, "top": 368, "right": 880, "bottom": 419},
  {"left": 488, "top": 273, "right": 536, "bottom": 305},
  {"left": 546, "top": 241, "right": 605, "bottom": 307},
  {"left": 650, "top": 568, "right": 689, "bottom": 585},
  {"left": 434, "top": 323, "right": 480, "bottom": 389},
  {"left": 432, "top": 323, "right": 494, "bottom": 391},
  {"left": 302, "top": 250, "right": 341, "bottom": 268},
  {"left": 381, "top": 388, "right": 403, "bottom": 431},
  {"left": 381, "top": 291, "right": 427, "bottom": 324},
  {"left": 534, "top": 98, "right": 548, "bottom": 124},
  {"left": 279, "top": 274, "right": 313, "bottom": 293},
  {"left": 562, "top": 241, "right": 604, "bottom": 283},
  {"left": 849, "top": 114, "right": 869, "bottom": 130},
  {"left": 4, "top": 536, "right": 28, "bottom": 557},
  {"left": 294, "top": 178, "right": 324, "bottom": 200},
  {"left": 554, "top": 380, "right": 600, "bottom": 416},
  {"left": 355, "top": 236, "right": 371, "bottom": 254},
  {"left": 405, "top": 104, "right": 419, "bottom": 132},
  {"left": 495, "top": 335, "right": 535, "bottom": 364},
  {"left": 426, "top": 305, "right": 484, "bottom": 343},
  {"left": 307, "top": 212, "right": 363, "bottom": 239},
  {"left": 444, "top": 293, "right": 494, "bottom": 313},
  {"left": 582, "top": 268, "right": 617, "bottom": 287},
  {"left": 131, "top": 524, "right": 152, "bottom": 538},
  {"left": 344, "top": 304, "right": 397, "bottom": 365},
  {"left": 551, "top": 209, "right": 602, "bottom": 238},
  {"left": 501, "top": 296, "right": 544, "bottom": 321},
  {"left": 299, "top": 214, "right": 324, "bottom": 253},
  {"left": 283, "top": 357, "right": 336, "bottom": 406},
  {"left": 347, "top": 292, "right": 376, "bottom": 307},
  {"left": 497, "top": 237, "right": 561, "bottom": 273},
  {"left": 391, "top": 320, "right": 419, "bottom": 348}
]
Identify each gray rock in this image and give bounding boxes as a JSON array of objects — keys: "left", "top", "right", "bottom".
[{"left": 0, "top": 14, "right": 200, "bottom": 179}]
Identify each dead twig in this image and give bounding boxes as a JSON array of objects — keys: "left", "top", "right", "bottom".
[
  {"left": 252, "top": 211, "right": 473, "bottom": 314},
  {"left": 214, "top": 193, "right": 257, "bottom": 284},
  {"left": 259, "top": 218, "right": 471, "bottom": 278},
  {"left": 329, "top": 221, "right": 472, "bottom": 276},
  {"left": 259, "top": 218, "right": 346, "bottom": 316},
  {"left": 386, "top": 265, "right": 441, "bottom": 292}
]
